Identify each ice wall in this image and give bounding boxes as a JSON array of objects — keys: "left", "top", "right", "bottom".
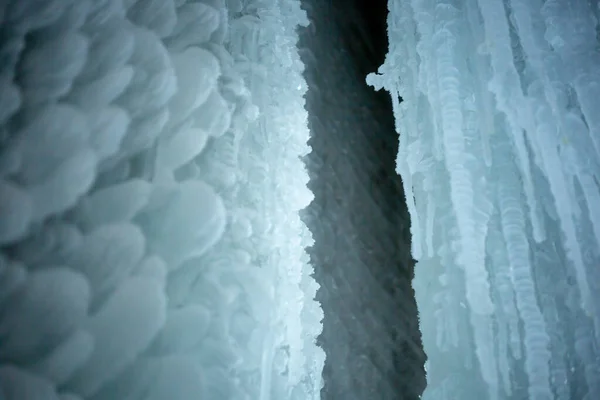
[
  {"left": 0, "top": 0, "right": 323, "bottom": 399},
  {"left": 368, "top": 0, "right": 600, "bottom": 399}
]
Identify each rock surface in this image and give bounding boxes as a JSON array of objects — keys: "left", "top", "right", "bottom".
[{"left": 299, "top": 0, "right": 427, "bottom": 398}]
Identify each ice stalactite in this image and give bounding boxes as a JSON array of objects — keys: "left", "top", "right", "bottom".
[{"left": 369, "top": 0, "right": 600, "bottom": 398}]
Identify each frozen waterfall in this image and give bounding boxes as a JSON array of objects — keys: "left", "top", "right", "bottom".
[
  {"left": 368, "top": 0, "right": 600, "bottom": 399},
  {"left": 0, "top": 0, "right": 324, "bottom": 399}
]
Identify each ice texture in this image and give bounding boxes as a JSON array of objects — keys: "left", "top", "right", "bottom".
[
  {"left": 0, "top": 0, "right": 323, "bottom": 398},
  {"left": 0, "top": 268, "right": 90, "bottom": 363},
  {"left": 18, "top": 31, "right": 89, "bottom": 104},
  {"left": 66, "top": 277, "right": 167, "bottom": 397},
  {"left": 29, "top": 329, "right": 95, "bottom": 386},
  {"left": 135, "top": 356, "right": 205, "bottom": 400},
  {"left": 167, "top": 47, "right": 220, "bottom": 125},
  {"left": 148, "top": 305, "right": 211, "bottom": 355},
  {"left": 66, "top": 223, "right": 146, "bottom": 306},
  {"left": 369, "top": 0, "right": 600, "bottom": 399},
  {"left": 71, "top": 180, "right": 151, "bottom": 230},
  {"left": 135, "top": 181, "right": 226, "bottom": 268},
  {"left": 0, "top": 366, "right": 60, "bottom": 400},
  {"left": 0, "top": 180, "right": 33, "bottom": 245}
]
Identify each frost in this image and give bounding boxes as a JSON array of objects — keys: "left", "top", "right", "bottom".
[
  {"left": 0, "top": 0, "right": 323, "bottom": 398},
  {"left": 371, "top": 0, "right": 600, "bottom": 398}
]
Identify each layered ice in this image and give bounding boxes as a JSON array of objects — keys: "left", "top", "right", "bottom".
[
  {"left": 368, "top": 0, "right": 600, "bottom": 399},
  {"left": 0, "top": 0, "right": 323, "bottom": 399}
]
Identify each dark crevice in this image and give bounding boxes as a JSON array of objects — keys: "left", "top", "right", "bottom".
[{"left": 298, "top": 0, "right": 426, "bottom": 399}]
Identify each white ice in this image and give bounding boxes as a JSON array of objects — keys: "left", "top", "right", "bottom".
[
  {"left": 0, "top": 0, "right": 323, "bottom": 399},
  {"left": 369, "top": 0, "right": 600, "bottom": 398}
]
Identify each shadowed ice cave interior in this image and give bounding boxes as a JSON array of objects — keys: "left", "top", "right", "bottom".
[{"left": 1, "top": 0, "right": 600, "bottom": 400}]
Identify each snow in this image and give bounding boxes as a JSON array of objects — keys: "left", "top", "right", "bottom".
[
  {"left": 0, "top": 0, "right": 323, "bottom": 398},
  {"left": 369, "top": 0, "right": 600, "bottom": 398}
]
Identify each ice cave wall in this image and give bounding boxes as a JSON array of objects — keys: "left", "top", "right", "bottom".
[
  {"left": 0, "top": 0, "right": 324, "bottom": 399},
  {"left": 368, "top": 0, "right": 600, "bottom": 399}
]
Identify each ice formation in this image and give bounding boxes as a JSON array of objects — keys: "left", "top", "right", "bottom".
[
  {"left": 368, "top": 0, "right": 600, "bottom": 399},
  {"left": 0, "top": 0, "right": 324, "bottom": 399}
]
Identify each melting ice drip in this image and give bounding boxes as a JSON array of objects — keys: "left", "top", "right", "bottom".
[
  {"left": 369, "top": 0, "right": 600, "bottom": 399},
  {"left": 0, "top": 0, "right": 324, "bottom": 399}
]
